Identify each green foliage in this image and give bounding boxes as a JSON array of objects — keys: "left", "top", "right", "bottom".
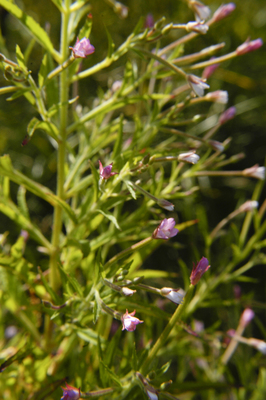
[{"left": 0, "top": 0, "right": 265, "bottom": 399}]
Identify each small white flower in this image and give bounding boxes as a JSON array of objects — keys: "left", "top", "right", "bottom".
[
  {"left": 178, "top": 151, "right": 200, "bottom": 164},
  {"left": 243, "top": 165, "right": 265, "bottom": 180},
  {"left": 187, "top": 74, "right": 210, "bottom": 97},
  {"left": 189, "top": 0, "right": 211, "bottom": 21},
  {"left": 239, "top": 201, "right": 259, "bottom": 212},
  {"left": 205, "top": 90, "right": 228, "bottom": 104},
  {"left": 121, "top": 287, "right": 136, "bottom": 296},
  {"left": 160, "top": 287, "right": 185, "bottom": 304},
  {"left": 186, "top": 21, "right": 209, "bottom": 34}
]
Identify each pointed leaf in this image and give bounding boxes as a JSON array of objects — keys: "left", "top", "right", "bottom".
[
  {"left": 96, "top": 209, "right": 121, "bottom": 230},
  {"left": 0, "top": 0, "right": 60, "bottom": 63},
  {"left": 104, "top": 25, "right": 115, "bottom": 58}
]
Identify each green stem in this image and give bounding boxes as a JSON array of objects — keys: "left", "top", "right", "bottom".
[{"left": 140, "top": 284, "right": 195, "bottom": 375}]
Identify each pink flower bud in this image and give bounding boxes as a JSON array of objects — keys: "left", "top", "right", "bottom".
[
  {"left": 157, "top": 199, "right": 175, "bottom": 211},
  {"left": 99, "top": 160, "right": 118, "bottom": 180},
  {"left": 121, "top": 310, "right": 143, "bottom": 331},
  {"left": 243, "top": 164, "right": 265, "bottom": 180},
  {"left": 212, "top": 3, "right": 236, "bottom": 22},
  {"left": 205, "top": 90, "right": 228, "bottom": 104},
  {"left": 61, "top": 383, "right": 80, "bottom": 400},
  {"left": 219, "top": 106, "right": 236, "bottom": 125},
  {"left": 239, "top": 308, "right": 255, "bottom": 328},
  {"left": 190, "top": 257, "right": 210, "bottom": 285},
  {"left": 160, "top": 287, "right": 185, "bottom": 304},
  {"left": 208, "top": 140, "right": 224, "bottom": 152},
  {"left": 249, "top": 338, "right": 266, "bottom": 355},
  {"left": 187, "top": 74, "right": 210, "bottom": 97},
  {"left": 239, "top": 200, "right": 259, "bottom": 212},
  {"left": 186, "top": 21, "right": 209, "bottom": 34},
  {"left": 152, "top": 218, "right": 179, "bottom": 240},
  {"left": 236, "top": 38, "right": 263, "bottom": 56},
  {"left": 70, "top": 37, "right": 95, "bottom": 58},
  {"left": 145, "top": 13, "right": 154, "bottom": 28},
  {"left": 202, "top": 59, "right": 220, "bottom": 79},
  {"left": 178, "top": 151, "right": 200, "bottom": 164}
]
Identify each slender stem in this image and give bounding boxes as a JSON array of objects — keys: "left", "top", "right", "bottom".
[
  {"left": 104, "top": 237, "right": 153, "bottom": 271},
  {"left": 140, "top": 284, "right": 195, "bottom": 375}
]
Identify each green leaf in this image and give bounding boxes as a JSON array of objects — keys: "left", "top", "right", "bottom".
[
  {"left": 123, "top": 180, "right": 137, "bottom": 200},
  {"left": 17, "top": 186, "right": 29, "bottom": 219},
  {"left": 0, "top": 0, "right": 60, "bottom": 63},
  {"left": 112, "top": 114, "right": 124, "bottom": 159},
  {"left": 104, "top": 25, "right": 115, "bottom": 58},
  {"left": 0, "top": 155, "right": 77, "bottom": 223},
  {"left": 96, "top": 209, "right": 121, "bottom": 230},
  {"left": 38, "top": 266, "right": 61, "bottom": 304},
  {"left": 59, "top": 265, "right": 83, "bottom": 297},
  {"left": 89, "top": 160, "right": 99, "bottom": 202},
  {"left": 50, "top": 0, "right": 63, "bottom": 12},
  {"left": 6, "top": 88, "right": 32, "bottom": 101},
  {"left": 27, "top": 118, "right": 59, "bottom": 141},
  {"left": 99, "top": 361, "right": 123, "bottom": 388},
  {"left": 15, "top": 44, "right": 27, "bottom": 72}
]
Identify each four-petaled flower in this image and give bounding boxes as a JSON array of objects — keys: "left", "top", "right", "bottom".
[
  {"left": 190, "top": 257, "right": 210, "bottom": 285},
  {"left": 187, "top": 74, "right": 210, "bottom": 97},
  {"left": 152, "top": 218, "right": 179, "bottom": 240},
  {"left": 61, "top": 383, "right": 80, "bottom": 400},
  {"left": 99, "top": 160, "right": 118, "bottom": 180},
  {"left": 70, "top": 37, "right": 95, "bottom": 58},
  {"left": 121, "top": 310, "right": 143, "bottom": 331}
]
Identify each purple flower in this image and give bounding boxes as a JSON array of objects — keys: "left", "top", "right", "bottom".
[
  {"left": 219, "top": 106, "right": 237, "bottom": 125},
  {"left": 212, "top": 3, "right": 236, "bottom": 22},
  {"left": 61, "top": 383, "right": 80, "bottom": 400},
  {"left": 152, "top": 218, "right": 179, "bottom": 240},
  {"left": 70, "top": 37, "right": 95, "bottom": 58},
  {"left": 145, "top": 13, "right": 154, "bottom": 28},
  {"left": 121, "top": 310, "right": 143, "bottom": 331},
  {"left": 99, "top": 160, "right": 118, "bottom": 180},
  {"left": 190, "top": 257, "right": 210, "bottom": 285},
  {"left": 236, "top": 38, "right": 263, "bottom": 56},
  {"left": 187, "top": 74, "right": 210, "bottom": 97}
]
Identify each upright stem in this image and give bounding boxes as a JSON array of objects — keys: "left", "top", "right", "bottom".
[
  {"left": 49, "top": 1, "right": 71, "bottom": 301},
  {"left": 140, "top": 284, "right": 195, "bottom": 375}
]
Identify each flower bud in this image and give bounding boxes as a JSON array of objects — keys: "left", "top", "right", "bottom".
[
  {"left": 249, "top": 338, "right": 266, "bottom": 355},
  {"left": 236, "top": 38, "right": 263, "bottom": 56},
  {"left": 208, "top": 140, "right": 224, "bottom": 152},
  {"left": 239, "top": 200, "right": 259, "bottom": 212},
  {"left": 99, "top": 160, "right": 118, "bottom": 180},
  {"left": 157, "top": 199, "right": 174, "bottom": 211},
  {"left": 205, "top": 90, "right": 228, "bottom": 104},
  {"left": 186, "top": 21, "right": 209, "bottom": 34},
  {"left": 212, "top": 3, "right": 236, "bottom": 22},
  {"left": 160, "top": 287, "right": 185, "bottom": 304},
  {"left": 190, "top": 257, "right": 210, "bottom": 285},
  {"left": 202, "top": 59, "right": 220, "bottom": 79},
  {"left": 239, "top": 308, "right": 255, "bottom": 328},
  {"left": 178, "top": 151, "right": 200, "bottom": 164},
  {"left": 121, "top": 287, "right": 136, "bottom": 296},
  {"left": 243, "top": 165, "right": 265, "bottom": 180},
  {"left": 219, "top": 106, "right": 236, "bottom": 125},
  {"left": 189, "top": 0, "right": 211, "bottom": 21}
]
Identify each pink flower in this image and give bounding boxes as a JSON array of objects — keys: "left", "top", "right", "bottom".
[
  {"left": 121, "top": 310, "right": 143, "bottom": 331},
  {"left": 152, "top": 218, "right": 179, "bottom": 240},
  {"left": 61, "top": 383, "right": 80, "bottom": 400},
  {"left": 236, "top": 38, "right": 263, "bottom": 56},
  {"left": 190, "top": 257, "right": 210, "bottom": 285},
  {"left": 187, "top": 74, "right": 210, "bottom": 97},
  {"left": 99, "top": 160, "right": 118, "bottom": 180},
  {"left": 219, "top": 106, "right": 236, "bottom": 125},
  {"left": 70, "top": 37, "right": 95, "bottom": 58},
  {"left": 212, "top": 3, "right": 236, "bottom": 22}
]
